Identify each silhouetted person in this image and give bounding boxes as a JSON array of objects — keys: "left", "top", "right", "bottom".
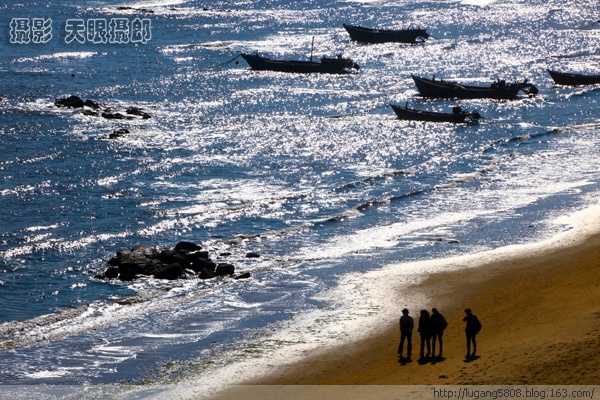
[
  {"left": 430, "top": 307, "right": 448, "bottom": 357},
  {"left": 463, "top": 308, "right": 482, "bottom": 358},
  {"left": 397, "top": 308, "right": 414, "bottom": 359},
  {"left": 418, "top": 309, "right": 432, "bottom": 359}
]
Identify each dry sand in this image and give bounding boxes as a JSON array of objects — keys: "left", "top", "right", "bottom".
[{"left": 206, "top": 219, "right": 600, "bottom": 399}]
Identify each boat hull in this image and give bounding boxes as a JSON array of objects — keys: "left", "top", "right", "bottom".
[
  {"left": 343, "top": 24, "right": 429, "bottom": 44},
  {"left": 241, "top": 53, "right": 359, "bottom": 74},
  {"left": 412, "top": 75, "right": 536, "bottom": 99},
  {"left": 547, "top": 69, "right": 600, "bottom": 85},
  {"left": 390, "top": 104, "right": 479, "bottom": 123}
]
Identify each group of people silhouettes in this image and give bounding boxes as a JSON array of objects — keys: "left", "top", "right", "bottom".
[{"left": 397, "top": 307, "right": 481, "bottom": 361}]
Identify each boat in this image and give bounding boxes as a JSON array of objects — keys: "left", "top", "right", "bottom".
[
  {"left": 412, "top": 75, "right": 538, "bottom": 99},
  {"left": 390, "top": 103, "right": 481, "bottom": 123},
  {"left": 547, "top": 69, "right": 600, "bottom": 85},
  {"left": 240, "top": 52, "right": 359, "bottom": 74},
  {"left": 343, "top": 24, "right": 429, "bottom": 44}
]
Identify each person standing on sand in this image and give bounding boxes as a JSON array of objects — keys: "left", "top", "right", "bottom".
[
  {"left": 397, "top": 308, "right": 414, "bottom": 359},
  {"left": 430, "top": 308, "right": 448, "bottom": 358},
  {"left": 418, "top": 310, "right": 432, "bottom": 359},
  {"left": 463, "top": 308, "right": 482, "bottom": 358}
]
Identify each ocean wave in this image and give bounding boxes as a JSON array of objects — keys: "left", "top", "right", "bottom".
[
  {"left": 0, "top": 283, "right": 223, "bottom": 351},
  {"left": 11, "top": 52, "right": 99, "bottom": 64}
]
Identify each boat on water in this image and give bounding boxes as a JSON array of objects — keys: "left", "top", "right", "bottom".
[
  {"left": 343, "top": 24, "right": 429, "bottom": 44},
  {"left": 547, "top": 69, "right": 600, "bottom": 86},
  {"left": 240, "top": 53, "right": 359, "bottom": 74},
  {"left": 412, "top": 75, "right": 538, "bottom": 99},
  {"left": 391, "top": 103, "right": 481, "bottom": 123}
]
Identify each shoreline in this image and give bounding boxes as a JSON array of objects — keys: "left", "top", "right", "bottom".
[{"left": 203, "top": 206, "right": 600, "bottom": 398}]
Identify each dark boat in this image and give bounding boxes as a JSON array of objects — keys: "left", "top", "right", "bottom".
[
  {"left": 547, "top": 69, "right": 600, "bottom": 85},
  {"left": 343, "top": 24, "right": 429, "bottom": 44},
  {"left": 412, "top": 75, "right": 538, "bottom": 99},
  {"left": 240, "top": 53, "right": 359, "bottom": 74},
  {"left": 390, "top": 103, "right": 481, "bottom": 123}
]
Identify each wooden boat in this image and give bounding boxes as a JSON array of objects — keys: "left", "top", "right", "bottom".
[
  {"left": 240, "top": 53, "right": 359, "bottom": 74},
  {"left": 390, "top": 103, "right": 481, "bottom": 123},
  {"left": 547, "top": 69, "right": 600, "bottom": 85},
  {"left": 412, "top": 75, "right": 538, "bottom": 99},
  {"left": 343, "top": 24, "right": 429, "bottom": 44}
]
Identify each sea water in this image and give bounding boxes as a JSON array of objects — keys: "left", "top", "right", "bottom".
[{"left": 0, "top": 0, "right": 599, "bottom": 396}]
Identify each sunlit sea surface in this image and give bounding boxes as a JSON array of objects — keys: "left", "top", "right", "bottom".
[{"left": 1, "top": 0, "right": 599, "bottom": 395}]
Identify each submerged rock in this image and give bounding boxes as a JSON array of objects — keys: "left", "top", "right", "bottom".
[
  {"left": 55, "top": 95, "right": 84, "bottom": 108},
  {"left": 55, "top": 96, "right": 152, "bottom": 121},
  {"left": 215, "top": 263, "right": 235, "bottom": 276},
  {"left": 234, "top": 272, "right": 251, "bottom": 280},
  {"left": 101, "top": 111, "right": 128, "bottom": 120},
  {"left": 126, "top": 106, "right": 152, "bottom": 119},
  {"left": 109, "top": 128, "right": 130, "bottom": 139}
]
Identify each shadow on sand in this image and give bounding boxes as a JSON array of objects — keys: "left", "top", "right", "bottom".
[
  {"left": 464, "top": 354, "right": 481, "bottom": 363},
  {"left": 397, "top": 355, "right": 413, "bottom": 366},
  {"left": 417, "top": 355, "right": 446, "bottom": 365}
]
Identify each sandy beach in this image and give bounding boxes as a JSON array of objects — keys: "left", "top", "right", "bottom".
[{"left": 203, "top": 208, "right": 600, "bottom": 400}]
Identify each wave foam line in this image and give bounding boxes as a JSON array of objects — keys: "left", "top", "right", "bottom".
[{"left": 0, "top": 283, "right": 225, "bottom": 351}]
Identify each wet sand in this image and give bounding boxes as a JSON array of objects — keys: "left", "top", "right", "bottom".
[{"left": 206, "top": 215, "right": 600, "bottom": 399}]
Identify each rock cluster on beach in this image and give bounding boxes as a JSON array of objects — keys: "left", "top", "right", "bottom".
[{"left": 95, "top": 241, "right": 253, "bottom": 282}]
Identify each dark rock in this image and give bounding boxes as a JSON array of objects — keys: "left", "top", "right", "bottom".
[
  {"left": 117, "top": 263, "right": 145, "bottom": 281},
  {"left": 159, "top": 249, "right": 190, "bottom": 268},
  {"left": 234, "top": 272, "right": 251, "bottom": 280},
  {"left": 109, "top": 128, "right": 130, "bottom": 139},
  {"left": 245, "top": 252, "right": 261, "bottom": 258},
  {"left": 145, "top": 263, "right": 187, "bottom": 280},
  {"left": 219, "top": 252, "right": 232, "bottom": 257},
  {"left": 101, "top": 245, "right": 169, "bottom": 281},
  {"left": 55, "top": 95, "right": 84, "bottom": 108},
  {"left": 84, "top": 99, "right": 101, "bottom": 109},
  {"left": 215, "top": 263, "right": 235, "bottom": 276},
  {"left": 82, "top": 109, "right": 99, "bottom": 117},
  {"left": 126, "top": 106, "right": 151, "bottom": 119},
  {"left": 199, "top": 267, "right": 217, "bottom": 279},
  {"left": 116, "top": 6, "right": 155, "bottom": 14},
  {"left": 106, "top": 257, "right": 120, "bottom": 266},
  {"left": 174, "top": 241, "right": 202, "bottom": 252},
  {"left": 190, "top": 258, "right": 216, "bottom": 273},
  {"left": 103, "top": 267, "right": 119, "bottom": 279},
  {"left": 131, "top": 245, "right": 160, "bottom": 259},
  {"left": 99, "top": 242, "right": 247, "bottom": 282},
  {"left": 102, "top": 112, "right": 127, "bottom": 120},
  {"left": 187, "top": 250, "right": 210, "bottom": 260}
]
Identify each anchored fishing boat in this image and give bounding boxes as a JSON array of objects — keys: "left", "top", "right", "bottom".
[
  {"left": 343, "top": 24, "right": 429, "bottom": 44},
  {"left": 391, "top": 103, "right": 481, "bottom": 123},
  {"left": 240, "top": 52, "right": 360, "bottom": 74},
  {"left": 547, "top": 69, "right": 600, "bottom": 85},
  {"left": 412, "top": 75, "right": 538, "bottom": 99}
]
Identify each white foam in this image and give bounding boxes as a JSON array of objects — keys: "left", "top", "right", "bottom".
[
  {"left": 462, "top": 0, "right": 498, "bottom": 6},
  {"left": 12, "top": 52, "right": 98, "bottom": 63}
]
